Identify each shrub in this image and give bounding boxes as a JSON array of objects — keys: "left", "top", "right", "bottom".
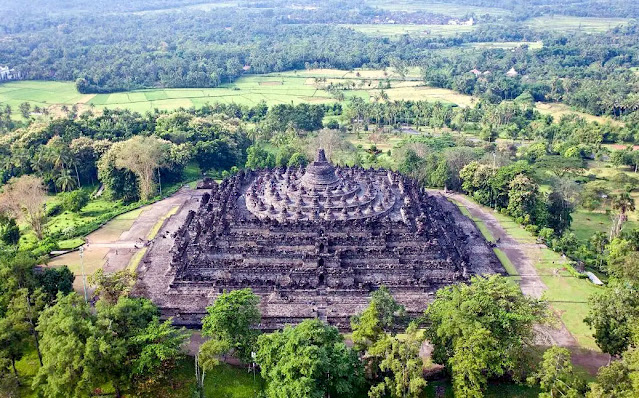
[{"left": 61, "top": 190, "right": 90, "bottom": 213}]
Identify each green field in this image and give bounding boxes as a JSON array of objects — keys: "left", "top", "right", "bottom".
[
  {"left": 341, "top": 23, "right": 476, "bottom": 38},
  {"left": 526, "top": 16, "right": 629, "bottom": 33},
  {"left": 0, "top": 73, "right": 371, "bottom": 115},
  {"left": 0, "top": 69, "right": 625, "bottom": 126},
  {"left": 369, "top": 1, "right": 511, "bottom": 16}
]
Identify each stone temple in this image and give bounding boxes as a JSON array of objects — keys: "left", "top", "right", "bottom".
[{"left": 135, "top": 149, "right": 503, "bottom": 329}]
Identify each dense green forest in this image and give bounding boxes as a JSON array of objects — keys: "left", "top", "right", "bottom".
[{"left": 1, "top": 0, "right": 639, "bottom": 121}]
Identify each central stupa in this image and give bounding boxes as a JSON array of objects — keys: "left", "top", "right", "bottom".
[
  {"left": 135, "top": 149, "right": 503, "bottom": 329},
  {"left": 245, "top": 148, "right": 397, "bottom": 222}
]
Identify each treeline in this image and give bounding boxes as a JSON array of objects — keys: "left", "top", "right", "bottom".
[
  {"left": 447, "top": 0, "right": 639, "bottom": 19},
  {"left": 346, "top": 97, "right": 639, "bottom": 144},
  {"left": 0, "top": 257, "right": 189, "bottom": 397},
  {"left": 194, "top": 279, "right": 557, "bottom": 398},
  {"left": 423, "top": 22, "right": 639, "bottom": 119}
]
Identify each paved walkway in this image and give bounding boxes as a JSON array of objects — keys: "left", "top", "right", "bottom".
[{"left": 48, "top": 186, "right": 196, "bottom": 291}]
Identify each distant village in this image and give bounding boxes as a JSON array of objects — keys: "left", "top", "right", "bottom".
[{"left": 0, "top": 66, "right": 21, "bottom": 81}]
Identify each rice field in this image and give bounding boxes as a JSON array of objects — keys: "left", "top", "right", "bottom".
[
  {"left": 526, "top": 16, "right": 629, "bottom": 33},
  {"left": 0, "top": 69, "right": 625, "bottom": 126},
  {"left": 368, "top": 1, "right": 511, "bottom": 16}
]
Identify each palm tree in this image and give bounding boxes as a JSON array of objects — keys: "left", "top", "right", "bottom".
[
  {"left": 610, "top": 192, "right": 636, "bottom": 238},
  {"left": 56, "top": 169, "right": 77, "bottom": 192}
]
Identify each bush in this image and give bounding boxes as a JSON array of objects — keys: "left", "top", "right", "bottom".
[
  {"left": 61, "top": 189, "right": 90, "bottom": 213},
  {"left": 325, "top": 119, "right": 339, "bottom": 129},
  {"left": 525, "top": 224, "right": 539, "bottom": 235},
  {"left": 0, "top": 217, "right": 20, "bottom": 246},
  {"left": 46, "top": 203, "right": 63, "bottom": 217}
]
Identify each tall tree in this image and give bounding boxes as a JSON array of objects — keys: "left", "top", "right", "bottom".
[
  {"left": 585, "top": 283, "right": 639, "bottom": 357},
  {"left": 0, "top": 176, "right": 48, "bottom": 239},
  {"left": 424, "top": 276, "right": 548, "bottom": 396},
  {"left": 201, "top": 288, "right": 261, "bottom": 363},
  {"left": 256, "top": 319, "right": 364, "bottom": 398},
  {"left": 610, "top": 192, "right": 636, "bottom": 238},
  {"left": 368, "top": 323, "right": 426, "bottom": 398},
  {"left": 33, "top": 293, "right": 95, "bottom": 398},
  {"left": 527, "top": 346, "right": 585, "bottom": 398}
]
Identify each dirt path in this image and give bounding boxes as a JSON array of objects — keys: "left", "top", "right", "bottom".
[{"left": 434, "top": 191, "right": 610, "bottom": 374}]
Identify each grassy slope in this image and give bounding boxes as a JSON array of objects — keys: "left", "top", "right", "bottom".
[{"left": 490, "top": 211, "right": 601, "bottom": 349}]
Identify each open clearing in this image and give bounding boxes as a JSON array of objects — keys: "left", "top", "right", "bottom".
[
  {"left": 341, "top": 23, "right": 476, "bottom": 38},
  {"left": 526, "top": 16, "right": 629, "bottom": 33}
]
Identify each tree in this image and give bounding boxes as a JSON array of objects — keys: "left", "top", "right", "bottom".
[
  {"left": 546, "top": 190, "right": 574, "bottom": 234},
  {"left": 527, "top": 346, "right": 584, "bottom": 398},
  {"left": 0, "top": 214, "right": 20, "bottom": 246},
  {"left": 34, "top": 266, "right": 74, "bottom": 304},
  {"left": 580, "top": 181, "right": 609, "bottom": 211},
  {"left": 202, "top": 288, "right": 261, "bottom": 362},
  {"left": 424, "top": 276, "right": 548, "bottom": 396},
  {"left": 369, "top": 286, "right": 405, "bottom": 331},
  {"left": 448, "top": 327, "right": 501, "bottom": 398},
  {"left": 536, "top": 156, "right": 585, "bottom": 177},
  {"left": 130, "top": 318, "right": 189, "bottom": 397},
  {"left": 585, "top": 283, "right": 639, "bottom": 357},
  {"left": 0, "top": 314, "right": 30, "bottom": 379},
  {"left": 196, "top": 338, "right": 231, "bottom": 397},
  {"left": 89, "top": 269, "right": 136, "bottom": 304},
  {"left": 60, "top": 190, "right": 90, "bottom": 213},
  {"left": 55, "top": 169, "right": 77, "bottom": 192},
  {"left": 6, "top": 288, "right": 47, "bottom": 366},
  {"left": 506, "top": 174, "right": 540, "bottom": 224},
  {"left": 256, "top": 319, "right": 364, "bottom": 398},
  {"left": 0, "top": 176, "right": 47, "bottom": 239},
  {"left": 84, "top": 297, "right": 187, "bottom": 398},
  {"left": 368, "top": 323, "right": 426, "bottom": 398},
  {"left": 33, "top": 293, "right": 95, "bottom": 398},
  {"left": 245, "top": 145, "right": 275, "bottom": 169},
  {"left": 610, "top": 192, "right": 636, "bottom": 238},
  {"left": 587, "top": 346, "right": 639, "bottom": 398},
  {"left": 99, "top": 136, "right": 172, "bottom": 201},
  {"left": 18, "top": 102, "right": 31, "bottom": 119},
  {"left": 351, "top": 301, "right": 385, "bottom": 353}
]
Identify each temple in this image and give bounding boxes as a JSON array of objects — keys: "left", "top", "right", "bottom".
[{"left": 134, "top": 149, "right": 504, "bottom": 329}]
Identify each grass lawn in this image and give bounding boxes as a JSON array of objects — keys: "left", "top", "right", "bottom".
[
  {"left": 571, "top": 209, "right": 638, "bottom": 245},
  {"left": 534, "top": 102, "right": 622, "bottom": 126},
  {"left": 488, "top": 211, "right": 601, "bottom": 349}
]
